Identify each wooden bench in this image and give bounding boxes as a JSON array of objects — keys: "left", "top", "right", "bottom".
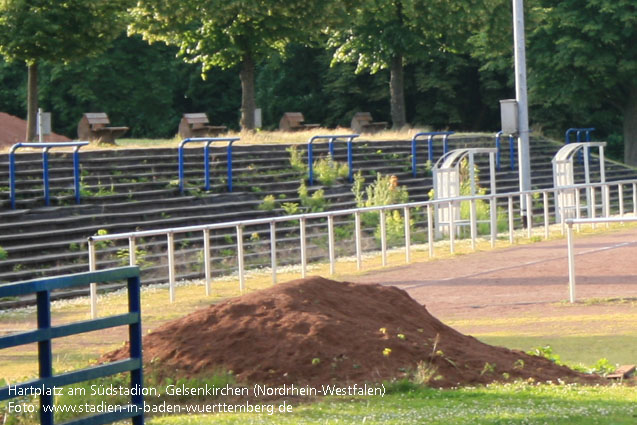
[
  {"left": 77, "top": 113, "right": 129, "bottom": 144},
  {"left": 178, "top": 113, "right": 227, "bottom": 139},
  {"left": 279, "top": 112, "right": 320, "bottom": 131},
  {"left": 351, "top": 112, "right": 388, "bottom": 134}
]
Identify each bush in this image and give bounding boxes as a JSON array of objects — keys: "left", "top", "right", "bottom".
[
  {"left": 0, "top": 245, "right": 7, "bottom": 260},
  {"left": 313, "top": 155, "right": 349, "bottom": 186},
  {"left": 258, "top": 194, "right": 277, "bottom": 211}
]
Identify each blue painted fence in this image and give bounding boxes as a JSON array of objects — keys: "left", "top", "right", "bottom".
[
  {"left": 178, "top": 137, "right": 240, "bottom": 193},
  {"left": 0, "top": 267, "right": 144, "bottom": 425},
  {"left": 9, "top": 142, "right": 89, "bottom": 210},
  {"left": 410, "top": 132, "right": 455, "bottom": 177},
  {"left": 307, "top": 134, "right": 359, "bottom": 185}
]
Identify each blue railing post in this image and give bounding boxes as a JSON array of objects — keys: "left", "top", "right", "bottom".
[
  {"left": 307, "top": 134, "right": 359, "bottom": 185},
  {"left": 347, "top": 139, "right": 354, "bottom": 183},
  {"left": 227, "top": 140, "right": 236, "bottom": 192},
  {"left": 411, "top": 131, "right": 455, "bottom": 177},
  {"left": 0, "top": 267, "right": 145, "bottom": 425},
  {"left": 308, "top": 143, "right": 315, "bottom": 185},
  {"left": 9, "top": 149, "right": 16, "bottom": 209},
  {"left": 178, "top": 137, "right": 240, "bottom": 194},
  {"left": 37, "top": 289, "right": 54, "bottom": 425},
  {"left": 509, "top": 135, "right": 516, "bottom": 170},
  {"left": 495, "top": 131, "right": 502, "bottom": 171},
  {"left": 565, "top": 127, "right": 594, "bottom": 165},
  {"left": 73, "top": 147, "right": 81, "bottom": 204},
  {"left": 8, "top": 142, "right": 89, "bottom": 209},
  {"left": 42, "top": 148, "right": 50, "bottom": 206}
]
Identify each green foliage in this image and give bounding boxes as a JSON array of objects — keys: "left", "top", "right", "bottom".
[
  {"left": 353, "top": 173, "right": 411, "bottom": 244},
  {"left": 116, "top": 247, "right": 153, "bottom": 269},
  {"left": 298, "top": 181, "right": 329, "bottom": 213},
  {"left": 0, "top": 245, "right": 7, "bottom": 260},
  {"left": 527, "top": 345, "right": 563, "bottom": 366},
  {"left": 0, "top": 0, "right": 130, "bottom": 64},
  {"left": 281, "top": 202, "right": 300, "bottom": 216},
  {"left": 258, "top": 194, "right": 277, "bottom": 211},
  {"left": 287, "top": 146, "right": 308, "bottom": 175},
  {"left": 313, "top": 155, "right": 349, "bottom": 186}
]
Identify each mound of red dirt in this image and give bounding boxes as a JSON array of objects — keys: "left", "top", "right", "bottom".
[
  {"left": 0, "top": 112, "right": 70, "bottom": 148},
  {"left": 103, "top": 277, "right": 598, "bottom": 388}
]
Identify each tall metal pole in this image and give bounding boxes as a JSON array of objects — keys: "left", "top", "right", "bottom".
[{"left": 513, "top": 0, "right": 532, "bottom": 222}]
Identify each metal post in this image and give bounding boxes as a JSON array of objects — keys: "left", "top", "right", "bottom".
[
  {"left": 203, "top": 229, "right": 212, "bottom": 295},
  {"left": 427, "top": 204, "right": 434, "bottom": 257},
  {"left": 591, "top": 188, "right": 597, "bottom": 229},
  {"left": 36, "top": 290, "right": 54, "bottom": 425},
  {"left": 236, "top": 225, "right": 245, "bottom": 291},
  {"left": 270, "top": 222, "right": 277, "bottom": 284},
  {"left": 9, "top": 151, "right": 16, "bottom": 209},
  {"left": 127, "top": 274, "right": 144, "bottom": 425},
  {"left": 603, "top": 184, "right": 610, "bottom": 227},
  {"left": 42, "top": 148, "right": 50, "bottom": 206},
  {"left": 347, "top": 139, "right": 354, "bottom": 183},
  {"left": 513, "top": 0, "right": 532, "bottom": 218},
  {"left": 88, "top": 239, "right": 97, "bottom": 319},
  {"left": 167, "top": 232, "right": 176, "bottom": 302},
  {"left": 178, "top": 146, "right": 185, "bottom": 193},
  {"left": 470, "top": 199, "right": 477, "bottom": 250},
  {"left": 443, "top": 133, "right": 450, "bottom": 156},
  {"left": 328, "top": 215, "right": 336, "bottom": 275},
  {"left": 427, "top": 135, "right": 434, "bottom": 163},
  {"left": 411, "top": 136, "right": 418, "bottom": 177},
  {"left": 355, "top": 212, "right": 363, "bottom": 270},
  {"left": 543, "top": 191, "right": 549, "bottom": 239},
  {"left": 129, "top": 237, "right": 137, "bottom": 266},
  {"left": 508, "top": 196, "right": 514, "bottom": 244},
  {"left": 567, "top": 222, "right": 576, "bottom": 303},
  {"left": 619, "top": 184, "right": 624, "bottom": 217},
  {"left": 308, "top": 145, "right": 314, "bottom": 185},
  {"left": 227, "top": 141, "right": 234, "bottom": 192},
  {"left": 449, "top": 201, "right": 455, "bottom": 254},
  {"left": 73, "top": 147, "right": 81, "bottom": 204},
  {"left": 328, "top": 138, "right": 335, "bottom": 157},
  {"left": 300, "top": 218, "right": 307, "bottom": 277},
  {"left": 204, "top": 142, "right": 211, "bottom": 191},
  {"left": 509, "top": 135, "right": 516, "bottom": 170},
  {"left": 575, "top": 189, "right": 581, "bottom": 232},
  {"left": 526, "top": 193, "right": 533, "bottom": 239},
  {"left": 380, "top": 209, "right": 387, "bottom": 266},
  {"left": 495, "top": 132, "right": 501, "bottom": 171},
  {"left": 490, "top": 197, "right": 497, "bottom": 248},
  {"left": 404, "top": 207, "right": 411, "bottom": 263}
]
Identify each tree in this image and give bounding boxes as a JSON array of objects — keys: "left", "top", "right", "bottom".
[
  {"left": 0, "top": 0, "right": 130, "bottom": 141},
  {"left": 130, "top": 0, "right": 329, "bottom": 131},
  {"left": 527, "top": 0, "right": 637, "bottom": 165},
  {"left": 327, "top": 0, "right": 478, "bottom": 129}
]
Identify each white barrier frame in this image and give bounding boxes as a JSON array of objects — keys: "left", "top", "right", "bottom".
[
  {"left": 565, "top": 216, "right": 637, "bottom": 304},
  {"left": 87, "top": 178, "right": 637, "bottom": 318}
]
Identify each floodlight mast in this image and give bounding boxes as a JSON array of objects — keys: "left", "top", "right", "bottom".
[{"left": 513, "top": 0, "right": 531, "bottom": 221}]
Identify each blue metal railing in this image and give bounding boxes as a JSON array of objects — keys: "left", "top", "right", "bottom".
[
  {"left": 495, "top": 131, "right": 517, "bottom": 171},
  {"left": 307, "top": 134, "right": 359, "bottom": 185},
  {"left": 0, "top": 267, "right": 144, "bottom": 425},
  {"left": 565, "top": 127, "right": 595, "bottom": 164},
  {"left": 9, "top": 142, "right": 89, "bottom": 209},
  {"left": 178, "top": 137, "right": 240, "bottom": 193},
  {"left": 411, "top": 131, "right": 455, "bottom": 177}
]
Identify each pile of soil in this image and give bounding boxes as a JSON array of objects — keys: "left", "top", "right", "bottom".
[
  {"left": 0, "top": 112, "right": 70, "bottom": 148},
  {"left": 103, "top": 277, "right": 598, "bottom": 388}
]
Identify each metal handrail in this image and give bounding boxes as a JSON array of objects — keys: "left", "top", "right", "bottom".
[
  {"left": 565, "top": 127, "right": 595, "bottom": 144},
  {"left": 495, "top": 131, "right": 516, "bottom": 171},
  {"left": 565, "top": 215, "right": 637, "bottom": 303},
  {"left": 87, "top": 177, "right": 637, "bottom": 317},
  {"left": 177, "top": 137, "right": 240, "bottom": 193},
  {"left": 411, "top": 131, "right": 455, "bottom": 177},
  {"left": 307, "top": 134, "right": 359, "bottom": 185},
  {"left": 9, "top": 141, "right": 89, "bottom": 209}
]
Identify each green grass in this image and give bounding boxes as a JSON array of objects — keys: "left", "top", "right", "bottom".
[{"left": 146, "top": 383, "right": 637, "bottom": 424}]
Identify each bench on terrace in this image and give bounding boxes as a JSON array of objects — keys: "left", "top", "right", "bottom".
[
  {"left": 279, "top": 112, "right": 320, "bottom": 131},
  {"left": 77, "top": 112, "right": 129, "bottom": 144},
  {"left": 351, "top": 112, "right": 388, "bottom": 134},
  {"left": 178, "top": 113, "right": 227, "bottom": 139}
]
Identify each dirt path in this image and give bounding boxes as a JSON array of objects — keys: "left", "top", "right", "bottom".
[{"left": 345, "top": 227, "right": 637, "bottom": 322}]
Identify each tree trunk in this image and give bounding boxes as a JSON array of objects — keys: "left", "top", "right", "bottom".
[
  {"left": 623, "top": 86, "right": 637, "bottom": 166},
  {"left": 26, "top": 62, "right": 38, "bottom": 142},
  {"left": 239, "top": 55, "right": 256, "bottom": 130},
  {"left": 389, "top": 54, "right": 406, "bottom": 129}
]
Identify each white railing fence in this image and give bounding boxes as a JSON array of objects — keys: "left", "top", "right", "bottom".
[
  {"left": 565, "top": 216, "right": 637, "bottom": 303},
  {"left": 87, "top": 179, "right": 637, "bottom": 317}
]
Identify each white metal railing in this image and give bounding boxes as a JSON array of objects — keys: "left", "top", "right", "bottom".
[
  {"left": 565, "top": 216, "right": 637, "bottom": 304},
  {"left": 86, "top": 178, "right": 637, "bottom": 318}
]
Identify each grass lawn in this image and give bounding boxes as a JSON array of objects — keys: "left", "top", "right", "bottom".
[{"left": 147, "top": 383, "right": 637, "bottom": 425}]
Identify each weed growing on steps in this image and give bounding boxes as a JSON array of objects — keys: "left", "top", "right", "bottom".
[{"left": 0, "top": 245, "right": 7, "bottom": 260}]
